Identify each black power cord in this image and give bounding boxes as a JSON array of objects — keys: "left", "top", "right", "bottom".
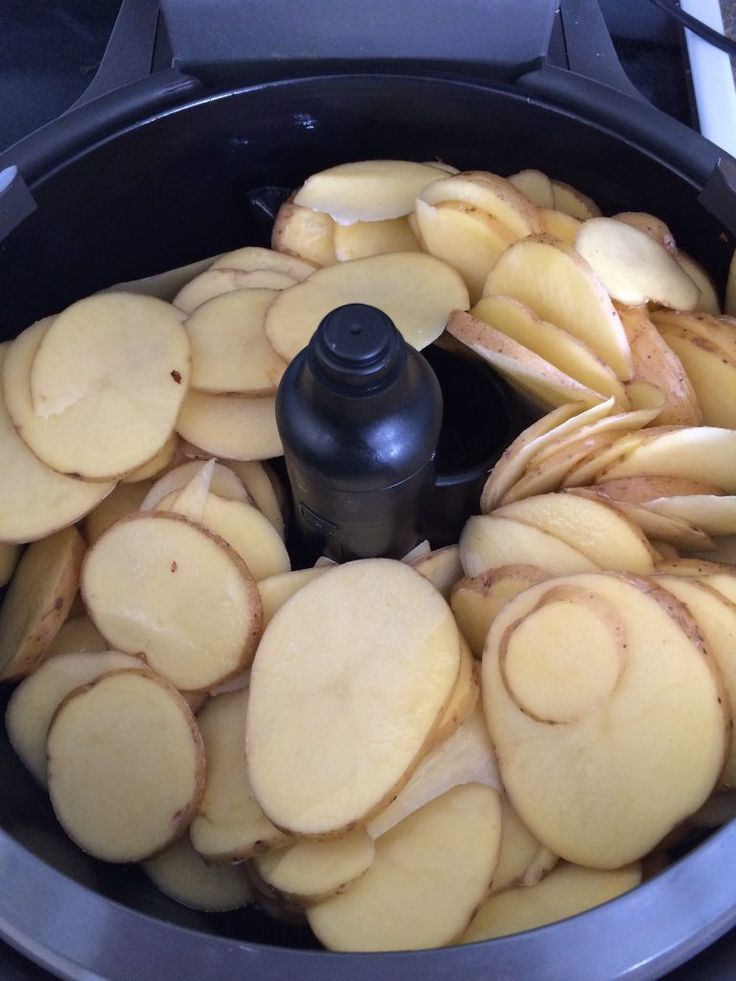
[{"left": 647, "top": 0, "right": 736, "bottom": 57}]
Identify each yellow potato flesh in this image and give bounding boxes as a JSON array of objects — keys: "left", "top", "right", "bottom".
[
  {"left": 174, "top": 268, "right": 295, "bottom": 314},
  {"left": 141, "top": 460, "right": 250, "bottom": 511},
  {"left": 430, "top": 638, "right": 479, "bottom": 747},
  {"left": 224, "top": 460, "right": 285, "bottom": 538},
  {"left": 258, "top": 568, "right": 328, "bottom": 626},
  {"left": 508, "top": 169, "right": 554, "bottom": 208},
  {"left": 500, "top": 432, "right": 622, "bottom": 504},
  {"left": 612, "top": 212, "right": 675, "bottom": 252},
  {"left": 271, "top": 200, "right": 337, "bottom": 266},
  {"left": 45, "top": 616, "right": 107, "bottom": 658},
  {"left": 601, "top": 427, "right": 736, "bottom": 491},
  {"left": 246, "top": 559, "right": 461, "bottom": 837},
  {"left": 176, "top": 390, "right": 282, "bottom": 462},
  {"left": 531, "top": 403, "right": 664, "bottom": 467},
  {"left": 538, "top": 208, "right": 581, "bottom": 245},
  {"left": 593, "top": 475, "right": 724, "bottom": 504},
  {"left": 570, "top": 490, "right": 714, "bottom": 551},
  {"left": 143, "top": 834, "right": 253, "bottom": 912},
  {"left": 551, "top": 180, "right": 601, "bottom": 219},
  {"left": 659, "top": 327, "right": 736, "bottom": 428},
  {"left": 409, "top": 545, "right": 463, "bottom": 600},
  {"left": 645, "top": 495, "right": 736, "bottom": 535},
  {"left": 122, "top": 433, "right": 178, "bottom": 483},
  {"left": 460, "top": 515, "right": 599, "bottom": 578},
  {"left": 421, "top": 171, "right": 541, "bottom": 238},
  {"left": 675, "top": 251, "right": 720, "bottom": 314},
  {"left": 333, "top": 217, "right": 420, "bottom": 261},
  {"left": 211, "top": 246, "right": 317, "bottom": 280},
  {"left": 491, "top": 797, "right": 557, "bottom": 895}
]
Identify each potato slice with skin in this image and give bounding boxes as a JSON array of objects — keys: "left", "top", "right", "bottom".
[
  {"left": 448, "top": 311, "right": 605, "bottom": 412},
  {"left": 308, "top": 784, "right": 502, "bottom": 952},
  {"left": 272, "top": 199, "right": 337, "bottom": 267},
  {"left": 491, "top": 797, "right": 557, "bottom": 896},
  {"left": 593, "top": 475, "right": 724, "bottom": 505},
  {"left": 676, "top": 251, "right": 720, "bottom": 314},
  {"left": 46, "top": 616, "right": 107, "bottom": 658},
  {"left": 460, "top": 515, "right": 599, "bottom": 578},
  {"left": 508, "top": 170, "right": 554, "bottom": 208},
  {"left": 601, "top": 427, "right": 736, "bottom": 491},
  {"left": 409, "top": 545, "right": 463, "bottom": 600},
  {"left": 6, "top": 650, "right": 142, "bottom": 786},
  {"left": 561, "top": 430, "right": 662, "bottom": 489},
  {"left": 224, "top": 460, "right": 285, "bottom": 538},
  {"left": 551, "top": 180, "right": 601, "bottom": 219},
  {"left": 82, "top": 512, "right": 262, "bottom": 691},
  {"left": 451, "top": 566, "right": 550, "bottom": 658},
  {"left": 247, "top": 559, "right": 461, "bottom": 838},
  {"left": 695, "top": 536, "right": 736, "bottom": 566},
  {"left": 657, "top": 558, "right": 731, "bottom": 577},
  {"left": 141, "top": 460, "right": 249, "bottom": 511},
  {"left": 659, "top": 326, "right": 736, "bottom": 428},
  {"left": 258, "top": 568, "right": 328, "bottom": 626},
  {"left": 122, "top": 434, "right": 179, "bottom": 483},
  {"left": 166, "top": 459, "right": 213, "bottom": 522},
  {"left": 463, "top": 862, "right": 641, "bottom": 943},
  {"left": 645, "top": 495, "right": 736, "bottom": 535},
  {"left": 0, "top": 544, "right": 20, "bottom": 588},
  {"left": 612, "top": 212, "right": 676, "bottom": 253},
  {"left": 495, "top": 493, "right": 656, "bottom": 574},
  {"left": 0, "top": 528, "right": 85, "bottom": 682},
  {"left": 143, "top": 834, "right": 253, "bottom": 912},
  {"left": 176, "top": 391, "right": 282, "bottom": 462},
  {"left": 190, "top": 688, "right": 289, "bottom": 862},
  {"left": 429, "top": 638, "right": 479, "bottom": 748},
  {"left": 186, "top": 288, "right": 286, "bottom": 397},
  {"left": 538, "top": 208, "right": 581, "bottom": 246},
  {"left": 294, "top": 160, "right": 446, "bottom": 224},
  {"left": 472, "top": 295, "right": 628, "bottom": 404},
  {"left": 266, "top": 253, "right": 469, "bottom": 362},
  {"left": 531, "top": 402, "right": 664, "bottom": 468},
  {"left": 421, "top": 172, "right": 542, "bottom": 239},
  {"left": 84, "top": 480, "right": 154, "bottom": 544},
  {"left": 255, "top": 829, "right": 375, "bottom": 906},
  {"left": 174, "top": 268, "right": 296, "bottom": 315},
  {"left": 211, "top": 246, "right": 317, "bottom": 281},
  {"left": 483, "top": 573, "right": 728, "bottom": 867},
  {"left": 333, "top": 217, "right": 419, "bottom": 261},
  {"left": 47, "top": 669, "right": 204, "bottom": 863},
  {"left": 652, "top": 310, "right": 736, "bottom": 361},
  {"left": 483, "top": 235, "right": 632, "bottom": 380}
]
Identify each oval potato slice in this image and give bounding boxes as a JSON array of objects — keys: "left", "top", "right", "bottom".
[
  {"left": 333, "top": 217, "right": 420, "bottom": 261},
  {"left": 271, "top": 199, "right": 337, "bottom": 267},
  {"left": 551, "top": 180, "right": 601, "bottom": 219},
  {"left": 659, "top": 326, "right": 736, "bottom": 428},
  {"left": 141, "top": 460, "right": 250, "bottom": 511},
  {"left": 601, "top": 427, "right": 736, "bottom": 491},
  {"left": 508, "top": 169, "right": 555, "bottom": 208},
  {"left": 538, "top": 207, "right": 581, "bottom": 245},
  {"left": 174, "top": 268, "right": 296, "bottom": 315},
  {"left": 645, "top": 495, "right": 736, "bottom": 535},
  {"left": 82, "top": 512, "right": 262, "bottom": 691},
  {"left": 84, "top": 480, "right": 154, "bottom": 544},
  {"left": 122, "top": 433, "right": 179, "bottom": 484},
  {"left": 176, "top": 391, "right": 282, "bottom": 462},
  {"left": 612, "top": 212, "right": 675, "bottom": 253},
  {"left": 421, "top": 171, "right": 542, "bottom": 239},
  {"left": 258, "top": 568, "right": 328, "bottom": 626},
  {"left": 676, "top": 251, "right": 720, "bottom": 314},
  {"left": 224, "top": 460, "right": 285, "bottom": 538},
  {"left": 211, "top": 246, "right": 317, "bottom": 281},
  {"left": 47, "top": 669, "right": 204, "bottom": 862},
  {"left": 143, "top": 834, "right": 253, "bottom": 911},
  {"left": 460, "top": 515, "right": 599, "bottom": 578},
  {"left": 408, "top": 545, "right": 463, "bottom": 600}
]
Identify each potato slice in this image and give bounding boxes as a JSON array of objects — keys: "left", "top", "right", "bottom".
[
  {"left": 190, "top": 688, "right": 289, "bottom": 862},
  {"left": 593, "top": 475, "right": 724, "bottom": 504},
  {"left": 659, "top": 326, "right": 736, "bottom": 428},
  {"left": 551, "top": 180, "right": 601, "bottom": 219},
  {"left": 612, "top": 212, "right": 676, "bottom": 252},
  {"left": 246, "top": 559, "right": 461, "bottom": 837},
  {"left": 176, "top": 391, "right": 282, "bottom": 461},
  {"left": 186, "top": 288, "right": 286, "bottom": 396},
  {"left": 255, "top": 829, "right": 375, "bottom": 906},
  {"left": 430, "top": 638, "right": 479, "bottom": 747},
  {"left": 645, "top": 495, "right": 736, "bottom": 535},
  {"left": 224, "top": 460, "right": 285, "bottom": 537},
  {"left": 601, "top": 427, "right": 736, "bottom": 491},
  {"left": 84, "top": 480, "right": 153, "bottom": 544},
  {"left": 575, "top": 218, "right": 698, "bottom": 309},
  {"left": 695, "top": 536, "right": 736, "bottom": 566},
  {"left": 657, "top": 558, "right": 731, "bottom": 578},
  {"left": 165, "top": 459, "right": 213, "bottom": 521},
  {"left": 294, "top": 160, "right": 453, "bottom": 223},
  {"left": 483, "top": 573, "right": 727, "bottom": 867},
  {"left": 651, "top": 540, "right": 680, "bottom": 561},
  {"left": 141, "top": 460, "right": 249, "bottom": 511},
  {"left": 82, "top": 512, "right": 262, "bottom": 691},
  {"left": 211, "top": 246, "right": 317, "bottom": 281},
  {"left": 308, "top": 783, "right": 502, "bottom": 951},
  {"left": 174, "top": 268, "right": 296, "bottom": 314},
  {"left": 421, "top": 171, "right": 542, "bottom": 239},
  {"left": 615, "top": 304, "right": 701, "bottom": 426},
  {"left": 272, "top": 199, "right": 337, "bottom": 267},
  {"left": 122, "top": 433, "right": 179, "bottom": 483},
  {"left": 483, "top": 235, "right": 632, "bottom": 380},
  {"left": 333, "top": 217, "right": 419, "bottom": 261},
  {"left": 0, "top": 341, "right": 114, "bottom": 543},
  {"left": 508, "top": 169, "right": 554, "bottom": 208},
  {"left": 491, "top": 798, "right": 557, "bottom": 896},
  {"left": 0, "top": 528, "right": 85, "bottom": 681},
  {"left": 676, "top": 251, "right": 720, "bottom": 314},
  {"left": 451, "top": 566, "right": 549, "bottom": 658},
  {"left": 143, "top": 834, "right": 253, "bottom": 911},
  {"left": 47, "top": 669, "right": 204, "bottom": 862},
  {"left": 366, "top": 706, "right": 500, "bottom": 840},
  {"left": 408, "top": 545, "right": 463, "bottom": 600},
  {"left": 462, "top": 862, "right": 641, "bottom": 943},
  {"left": 460, "top": 515, "right": 599, "bottom": 578},
  {"left": 495, "top": 493, "right": 656, "bottom": 574},
  {"left": 6, "top": 650, "right": 142, "bottom": 785},
  {"left": 538, "top": 208, "right": 581, "bottom": 246},
  {"left": 45, "top": 616, "right": 107, "bottom": 658},
  {"left": 652, "top": 309, "right": 736, "bottom": 361},
  {"left": 265, "top": 253, "right": 469, "bottom": 362},
  {"left": 0, "top": 544, "right": 20, "bottom": 587},
  {"left": 561, "top": 430, "right": 661, "bottom": 489},
  {"left": 258, "top": 568, "right": 328, "bottom": 627},
  {"left": 448, "top": 311, "right": 605, "bottom": 411}
]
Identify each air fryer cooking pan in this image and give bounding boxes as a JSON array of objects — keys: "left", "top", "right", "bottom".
[{"left": 2, "top": 1, "right": 736, "bottom": 978}]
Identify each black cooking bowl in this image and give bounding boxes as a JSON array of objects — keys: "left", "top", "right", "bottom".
[{"left": 2, "top": 3, "right": 736, "bottom": 977}]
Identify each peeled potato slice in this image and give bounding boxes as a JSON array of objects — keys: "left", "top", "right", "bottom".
[
  {"left": 460, "top": 515, "right": 599, "bottom": 578},
  {"left": 122, "top": 433, "right": 179, "bottom": 483},
  {"left": 174, "top": 268, "right": 296, "bottom": 314},
  {"left": 538, "top": 208, "right": 581, "bottom": 245},
  {"left": 421, "top": 171, "right": 542, "bottom": 239},
  {"left": 0, "top": 544, "right": 20, "bottom": 587},
  {"left": 211, "top": 246, "right": 317, "bottom": 281},
  {"left": 190, "top": 688, "right": 289, "bottom": 862},
  {"left": 659, "top": 326, "right": 736, "bottom": 428},
  {"left": 47, "top": 669, "right": 204, "bottom": 862},
  {"left": 613, "top": 212, "right": 675, "bottom": 252},
  {"left": 601, "top": 427, "right": 736, "bottom": 491},
  {"left": 186, "top": 288, "right": 286, "bottom": 396},
  {"left": 575, "top": 218, "right": 698, "bottom": 309},
  {"left": 483, "top": 573, "right": 727, "bottom": 867},
  {"left": 333, "top": 217, "right": 419, "bottom": 261},
  {"left": 0, "top": 528, "right": 85, "bottom": 681},
  {"left": 508, "top": 169, "right": 554, "bottom": 208},
  {"left": 491, "top": 797, "right": 557, "bottom": 896},
  {"left": 82, "top": 512, "right": 262, "bottom": 691},
  {"left": 246, "top": 559, "right": 461, "bottom": 837},
  {"left": 676, "top": 251, "right": 720, "bottom": 314},
  {"left": 6, "top": 650, "right": 142, "bottom": 785},
  {"left": 265, "top": 253, "right": 469, "bottom": 362},
  {"left": 141, "top": 460, "right": 249, "bottom": 511},
  {"left": 551, "top": 180, "right": 601, "bottom": 219},
  {"left": 652, "top": 309, "right": 736, "bottom": 361},
  {"left": 307, "top": 783, "right": 502, "bottom": 952},
  {"left": 46, "top": 616, "right": 107, "bottom": 658},
  {"left": 258, "top": 568, "right": 328, "bottom": 626},
  {"left": 224, "top": 460, "right": 285, "bottom": 537},
  {"left": 530, "top": 402, "right": 664, "bottom": 468},
  {"left": 644, "top": 495, "right": 736, "bottom": 536},
  {"left": 561, "top": 430, "right": 659, "bottom": 489},
  {"left": 483, "top": 235, "right": 632, "bottom": 380},
  {"left": 84, "top": 480, "right": 153, "bottom": 544},
  {"left": 176, "top": 391, "right": 282, "bottom": 462},
  {"left": 294, "top": 160, "right": 447, "bottom": 223},
  {"left": 430, "top": 638, "right": 479, "bottom": 748},
  {"left": 272, "top": 199, "right": 337, "bottom": 267},
  {"left": 255, "top": 829, "right": 375, "bottom": 906},
  {"left": 409, "top": 545, "right": 463, "bottom": 600},
  {"left": 143, "top": 834, "right": 253, "bottom": 912},
  {"left": 462, "top": 863, "right": 641, "bottom": 943}
]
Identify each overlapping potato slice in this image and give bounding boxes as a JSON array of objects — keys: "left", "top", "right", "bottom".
[
  {"left": 420, "top": 172, "right": 541, "bottom": 239},
  {"left": 210, "top": 246, "right": 317, "bottom": 281},
  {"left": 190, "top": 688, "right": 289, "bottom": 862},
  {"left": 45, "top": 616, "right": 107, "bottom": 658},
  {"left": 307, "top": 783, "right": 502, "bottom": 951},
  {"left": 141, "top": 459, "right": 249, "bottom": 510},
  {"left": 272, "top": 198, "right": 337, "bottom": 266},
  {"left": 591, "top": 475, "right": 724, "bottom": 504},
  {"left": 84, "top": 481, "right": 153, "bottom": 544},
  {"left": 483, "top": 573, "right": 728, "bottom": 867},
  {"left": 258, "top": 568, "right": 328, "bottom": 626},
  {"left": 508, "top": 169, "right": 554, "bottom": 208},
  {"left": 174, "top": 268, "right": 296, "bottom": 315},
  {"left": 408, "top": 545, "right": 463, "bottom": 600},
  {"left": 429, "top": 638, "right": 479, "bottom": 747},
  {"left": 652, "top": 310, "right": 736, "bottom": 360},
  {"left": 265, "top": 253, "right": 469, "bottom": 361},
  {"left": 612, "top": 212, "right": 675, "bottom": 252},
  {"left": 6, "top": 650, "right": 142, "bottom": 785},
  {"left": 561, "top": 429, "right": 660, "bottom": 489},
  {"left": 0, "top": 528, "right": 85, "bottom": 682},
  {"left": 176, "top": 391, "right": 282, "bottom": 461},
  {"left": 538, "top": 208, "right": 581, "bottom": 245},
  {"left": 224, "top": 460, "right": 285, "bottom": 537},
  {"left": 333, "top": 217, "right": 420, "bottom": 261},
  {"left": 483, "top": 235, "right": 632, "bottom": 379},
  {"left": 658, "top": 326, "right": 736, "bottom": 428},
  {"left": 246, "top": 559, "right": 461, "bottom": 837},
  {"left": 491, "top": 797, "right": 557, "bottom": 896},
  {"left": 460, "top": 515, "right": 599, "bottom": 578},
  {"left": 675, "top": 251, "right": 720, "bottom": 314},
  {"left": 462, "top": 863, "right": 641, "bottom": 943},
  {"left": 122, "top": 434, "right": 179, "bottom": 484},
  {"left": 551, "top": 180, "right": 601, "bottom": 219},
  {"left": 186, "top": 288, "right": 286, "bottom": 396},
  {"left": 644, "top": 495, "right": 736, "bottom": 536},
  {"left": 82, "top": 512, "right": 262, "bottom": 691},
  {"left": 600, "top": 427, "right": 736, "bottom": 491},
  {"left": 143, "top": 834, "right": 253, "bottom": 911},
  {"left": 104, "top": 255, "right": 219, "bottom": 302},
  {"left": 47, "top": 669, "right": 204, "bottom": 862}
]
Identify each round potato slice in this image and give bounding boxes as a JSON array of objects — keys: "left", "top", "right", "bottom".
[
  {"left": 0, "top": 527, "right": 85, "bottom": 681},
  {"left": 508, "top": 169, "right": 555, "bottom": 208},
  {"left": 174, "top": 268, "right": 296, "bottom": 315},
  {"left": 141, "top": 460, "right": 250, "bottom": 511},
  {"left": 265, "top": 252, "right": 469, "bottom": 362},
  {"left": 551, "top": 180, "right": 601, "bottom": 219},
  {"left": 538, "top": 208, "right": 581, "bottom": 245},
  {"left": 45, "top": 615, "right": 107, "bottom": 658},
  {"left": 47, "top": 669, "right": 204, "bottom": 862},
  {"left": 333, "top": 217, "right": 420, "bottom": 261},
  {"left": 84, "top": 480, "right": 154, "bottom": 544},
  {"left": 122, "top": 433, "right": 179, "bottom": 484},
  {"left": 421, "top": 171, "right": 542, "bottom": 239},
  {"left": 460, "top": 515, "right": 599, "bottom": 578},
  {"left": 186, "top": 288, "right": 286, "bottom": 396},
  {"left": 224, "top": 460, "right": 285, "bottom": 537},
  {"left": 211, "top": 246, "right": 317, "bottom": 281},
  {"left": 82, "top": 512, "right": 262, "bottom": 691},
  {"left": 176, "top": 391, "right": 282, "bottom": 462},
  {"left": 258, "top": 568, "right": 328, "bottom": 627},
  {"left": 429, "top": 638, "right": 479, "bottom": 748},
  {"left": 247, "top": 559, "right": 461, "bottom": 837},
  {"left": 409, "top": 545, "right": 463, "bottom": 601},
  {"left": 6, "top": 650, "right": 142, "bottom": 785},
  {"left": 143, "top": 834, "right": 253, "bottom": 911}
]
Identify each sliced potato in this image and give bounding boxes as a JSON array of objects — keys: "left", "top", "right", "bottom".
[
  {"left": 6, "top": 650, "right": 142, "bottom": 785},
  {"left": 430, "top": 638, "right": 479, "bottom": 747},
  {"left": 141, "top": 460, "right": 250, "bottom": 511},
  {"left": 143, "top": 834, "right": 253, "bottom": 911},
  {"left": 176, "top": 391, "right": 282, "bottom": 462},
  {"left": 695, "top": 535, "right": 736, "bottom": 566},
  {"left": 0, "top": 544, "right": 20, "bottom": 587},
  {"left": 462, "top": 862, "right": 641, "bottom": 943},
  {"left": 174, "top": 268, "right": 295, "bottom": 315},
  {"left": 592, "top": 475, "right": 724, "bottom": 505},
  {"left": 409, "top": 545, "right": 463, "bottom": 600},
  {"left": 84, "top": 480, "right": 153, "bottom": 544},
  {"left": 551, "top": 180, "right": 601, "bottom": 219},
  {"left": 508, "top": 169, "right": 554, "bottom": 208},
  {"left": 652, "top": 309, "right": 736, "bottom": 361},
  {"left": 459, "top": 515, "right": 599, "bottom": 578},
  {"left": 258, "top": 568, "right": 328, "bottom": 626},
  {"left": 561, "top": 430, "right": 661, "bottom": 489},
  {"left": 612, "top": 212, "right": 675, "bottom": 252},
  {"left": 421, "top": 171, "right": 542, "bottom": 239},
  {"left": 190, "top": 688, "right": 289, "bottom": 862},
  {"left": 122, "top": 434, "right": 179, "bottom": 483},
  {"left": 333, "top": 217, "right": 419, "bottom": 261},
  {"left": 265, "top": 252, "right": 469, "bottom": 362},
  {"left": 676, "top": 251, "right": 720, "bottom": 314},
  {"left": 659, "top": 326, "right": 736, "bottom": 428},
  {"left": 483, "top": 235, "right": 632, "bottom": 380},
  {"left": 307, "top": 783, "right": 502, "bottom": 952},
  {"left": 271, "top": 199, "right": 337, "bottom": 267},
  {"left": 645, "top": 495, "right": 736, "bottom": 535},
  {"left": 82, "top": 512, "right": 262, "bottom": 691},
  {"left": 601, "top": 427, "right": 736, "bottom": 491},
  {"left": 165, "top": 459, "right": 213, "bottom": 521},
  {"left": 491, "top": 797, "right": 557, "bottom": 895},
  {"left": 210, "top": 246, "right": 317, "bottom": 281},
  {"left": 224, "top": 460, "right": 285, "bottom": 538},
  {"left": 45, "top": 615, "right": 107, "bottom": 658},
  {"left": 246, "top": 559, "right": 461, "bottom": 837},
  {"left": 47, "top": 669, "right": 204, "bottom": 862},
  {"left": 0, "top": 528, "right": 85, "bottom": 681},
  {"left": 538, "top": 207, "right": 581, "bottom": 245},
  {"left": 530, "top": 402, "right": 664, "bottom": 468}
]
